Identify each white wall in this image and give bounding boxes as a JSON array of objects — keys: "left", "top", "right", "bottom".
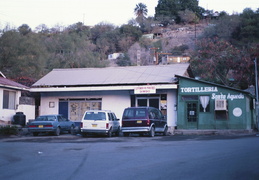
[
  {"left": 0, "top": 88, "right": 22, "bottom": 123},
  {"left": 17, "top": 104, "right": 35, "bottom": 123},
  {"left": 40, "top": 97, "right": 59, "bottom": 115},
  {"left": 102, "top": 91, "right": 131, "bottom": 120},
  {"left": 39, "top": 89, "right": 178, "bottom": 129},
  {"left": 39, "top": 90, "right": 131, "bottom": 120},
  {"left": 166, "top": 90, "right": 178, "bottom": 127}
]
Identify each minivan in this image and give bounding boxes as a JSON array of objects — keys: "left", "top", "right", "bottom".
[{"left": 121, "top": 107, "right": 168, "bottom": 137}]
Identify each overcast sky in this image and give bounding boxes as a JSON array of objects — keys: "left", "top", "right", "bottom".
[{"left": 0, "top": 0, "right": 259, "bottom": 29}]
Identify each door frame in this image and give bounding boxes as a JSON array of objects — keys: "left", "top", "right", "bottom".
[{"left": 185, "top": 101, "right": 198, "bottom": 129}]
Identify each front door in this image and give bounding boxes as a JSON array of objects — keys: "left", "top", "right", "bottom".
[{"left": 186, "top": 102, "right": 198, "bottom": 129}]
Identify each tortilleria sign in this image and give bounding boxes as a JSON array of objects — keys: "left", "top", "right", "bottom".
[
  {"left": 181, "top": 87, "right": 218, "bottom": 93},
  {"left": 134, "top": 86, "right": 156, "bottom": 94}
]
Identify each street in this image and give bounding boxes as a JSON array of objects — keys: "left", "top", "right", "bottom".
[{"left": 0, "top": 134, "right": 259, "bottom": 180}]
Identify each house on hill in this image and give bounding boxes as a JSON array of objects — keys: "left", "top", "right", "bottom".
[
  {"left": 0, "top": 72, "right": 34, "bottom": 125},
  {"left": 30, "top": 64, "right": 191, "bottom": 132}
]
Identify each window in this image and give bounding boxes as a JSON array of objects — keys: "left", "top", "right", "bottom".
[
  {"left": 108, "top": 113, "right": 113, "bottom": 121},
  {"left": 215, "top": 99, "right": 227, "bottom": 110},
  {"left": 68, "top": 99, "right": 102, "bottom": 121},
  {"left": 199, "top": 96, "right": 210, "bottom": 112},
  {"left": 214, "top": 99, "right": 228, "bottom": 120},
  {"left": 3, "top": 90, "right": 16, "bottom": 109}
]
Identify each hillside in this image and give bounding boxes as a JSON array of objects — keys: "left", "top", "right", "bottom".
[{"left": 149, "top": 22, "right": 208, "bottom": 54}]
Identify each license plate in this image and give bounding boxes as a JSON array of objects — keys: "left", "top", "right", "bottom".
[
  {"left": 92, "top": 124, "right": 97, "bottom": 127},
  {"left": 38, "top": 125, "right": 43, "bottom": 128},
  {"left": 137, "top": 121, "right": 142, "bottom": 124}
]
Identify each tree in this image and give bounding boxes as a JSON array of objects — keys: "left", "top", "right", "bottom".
[
  {"left": 134, "top": 3, "right": 148, "bottom": 31},
  {"left": 201, "top": 14, "right": 240, "bottom": 41},
  {"left": 134, "top": 3, "right": 148, "bottom": 18},
  {"left": 119, "top": 24, "right": 142, "bottom": 41},
  {"left": 232, "top": 8, "right": 259, "bottom": 44},
  {"left": 18, "top": 24, "right": 31, "bottom": 36},
  {"left": 35, "top": 24, "right": 49, "bottom": 34},
  {"left": 178, "top": 9, "right": 198, "bottom": 24},
  {"left": 155, "top": 0, "right": 200, "bottom": 24},
  {"left": 116, "top": 53, "right": 131, "bottom": 66},
  {"left": 0, "top": 29, "right": 47, "bottom": 79},
  {"left": 128, "top": 42, "right": 152, "bottom": 65},
  {"left": 190, "top": 38, "right": 254, "bottom": 89}
]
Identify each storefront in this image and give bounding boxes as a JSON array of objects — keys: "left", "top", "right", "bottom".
[
  {"left": 30, "top": 64, "right": 190, "bottom": 130},
  {"left": 176, "top": 75, "right": 256, "bottom": 130}
]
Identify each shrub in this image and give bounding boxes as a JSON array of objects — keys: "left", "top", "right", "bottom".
[{"left": 0, "top": 125, "right": 19, "bottom": 136}]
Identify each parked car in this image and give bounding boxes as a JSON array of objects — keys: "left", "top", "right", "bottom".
[
  {"left": 121, "top": 107, "right": 168, "bottom": 137},
  {"left": 28, "top": 114, "right": 75, "bottom": 136},
  {"left": 81, "top": 110, "right": 120, "bottom": 137}
]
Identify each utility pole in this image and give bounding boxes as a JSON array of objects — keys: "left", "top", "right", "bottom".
[
  {"left": 150, "top": 47, "right": 159, "bottom": 64},
  {"left": 254, "top": 58, "right": 259, "bottom": 131}
]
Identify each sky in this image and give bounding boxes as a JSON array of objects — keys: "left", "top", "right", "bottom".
[{"left": 0, "top": 0, "right": 259, "bottom": 30}]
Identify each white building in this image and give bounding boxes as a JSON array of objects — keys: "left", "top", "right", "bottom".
[
  {"left": 0, "top": 72, "right": 34, "bottom": 125},
  {"left": 30, "top": 64, "right": 191, "bottom": 131},
  {"left": 108, "top": 53, "right": 124, "bottom": 60}
]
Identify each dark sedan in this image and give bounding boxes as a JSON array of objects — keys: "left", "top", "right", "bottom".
[{"left": 28, "top": 114, "right": 75, "bottom": 136}]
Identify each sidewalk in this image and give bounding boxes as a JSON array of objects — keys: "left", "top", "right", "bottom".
[{"left": 174, "top": 129, "right": 257, "bottom": 135}]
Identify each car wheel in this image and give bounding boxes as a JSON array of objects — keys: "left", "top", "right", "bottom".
[
  {"left": 55, "top": 127, "right": 61, "bottom": 136},
  {"left": 70, "top": 125, "right": 75, "bottom": 135},
  {"left": 139, "top": 133, "right": 144, "bottom": 137},
  {"left": 115, "top": 126, "right": 121, "bottom": 136},
  {"left": 82, "top": 133, "right": 87, "bottom": 137},
  {"left": 163, "top": 126, "right": 168, "bottom": 136},
  {"left": 107, "top": 128, "right": 112, "bottom": 137},
  {"left": 149, "top": 126, "right": 155, "bottom": 137},
  {"left": 33, "top": 132, "right": 39, "bottom": 136},
  {"left": 123, "top": 132, "right": 130, "bottom": 137}
]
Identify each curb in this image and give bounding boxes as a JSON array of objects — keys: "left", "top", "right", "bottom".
[{"left": 174, "top": 129, "right": 257, "bottom": 135}]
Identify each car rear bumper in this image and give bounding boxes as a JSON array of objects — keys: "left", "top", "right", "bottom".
[
  {"left": 121, "top": 126, "right": 150, "bottom": 133},
  {"left": 81, "top": 129, "right": 109, "bottom": 134},
  {"left": 28, "top": 128, "right": 55, "bottom": 133}
]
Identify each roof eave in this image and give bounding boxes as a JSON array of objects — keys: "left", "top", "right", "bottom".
[{"left": 30, "top": 84, "right": 178, "bottom": 92}]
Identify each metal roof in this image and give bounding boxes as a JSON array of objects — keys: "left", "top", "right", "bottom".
[
  {"left": 0, "top": 77, "right": 29, "bottom": 90},
  {"left": 32, "top": 64, "right": 190, "bottom": 87}
]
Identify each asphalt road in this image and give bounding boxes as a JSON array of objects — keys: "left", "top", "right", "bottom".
[{"left": 1, "top": 134, "right": 259, "bottom": 180}]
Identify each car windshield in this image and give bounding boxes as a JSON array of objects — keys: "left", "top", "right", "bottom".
[
  {"left": 35, "top": 116, "right": 56, "bottom": 121},
  {"left": 84, "top": 112, "right": 106, "bottom": 120},
  {"left": 123, "top": 109, "right": 146, "bottom": 119}
]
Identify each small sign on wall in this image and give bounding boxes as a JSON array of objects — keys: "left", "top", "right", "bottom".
[
  {"left": 49, "top": 102, "right": 55, "bottom": 108},
  {"left": 134, "top": 86, "right": 156, "bottom": 94}
]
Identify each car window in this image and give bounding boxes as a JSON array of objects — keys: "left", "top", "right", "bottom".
[
  {"left": 123, "top": 108, "right": 146, "bottom": 119},
  {"left": 84, "top": 112, "right": 106, "bottom": 120},
  {"left": 35, "top": 116, "right": 55, "bottom": 121},
  {"left": 123, "top": 109, "right": 134, "bottom": 119},
  {"left": 108, "top": 113, "right": 113, "bottom": 121},
  {"left": 60, "top": 116, "right": 68, "bottom": 121},
  {"left": 136, "top": 109, "right": 146, "bottom": 117},
  {"left": 57, "top": 116, "right": 62, "bottom": 122},
  {"left": 150, "top": 109, "right": 159, "bottom": 119},
  {"left": 112, "top": 113, "right": 118, "bottom": 121},
  {"left": 48, "top": 116, "right": 56, "bottom": 121},
  {"left": 148, "top": 110, "right": 155, "bottom": 119},
  {"left": 158, "top": 110, "right": 163, "bottom": 119}
]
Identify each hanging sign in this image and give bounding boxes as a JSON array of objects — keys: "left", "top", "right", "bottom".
[{"left": 134, "top": 86, "right": 156, "bottom": 94}]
